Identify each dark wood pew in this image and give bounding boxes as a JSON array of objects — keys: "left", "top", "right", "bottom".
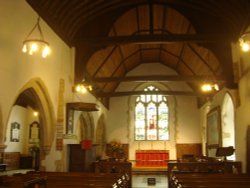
[
  {"left": 94, "top": 160, "right": 132, "bottom": 187},
  {"left": 168, "top": 161, "right": 242, "bottom": 188},
  {"left": 0, "top": 170, "right": 130, "bottom": 188},
  {"left": 28, "top": 171, "right": 129, "bottom": 188},
  {"left": 0, "top": 173, "right": 47, "bottom": 188},
  {"left": 170, "top": 173, "right": 250, "bottom": 188}
]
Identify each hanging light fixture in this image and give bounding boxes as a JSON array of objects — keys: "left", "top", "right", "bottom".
[
  {"left": 22, "top": 17, "right": 50, "bottom": 58},
  {"left": 200, "top": 51, "right": 220, "bottom": 93},
  {"left": 75, "top": 84, "right": 93, "bottom": 94},
  {"left": 239, "top": 31, "right": 250, "bottom": 52},
  {"left": 73, "top": 79, "right": 93, "bottom": 94},
  {"left": 201, "top": 83, "right": 219, "bottom": 92}
]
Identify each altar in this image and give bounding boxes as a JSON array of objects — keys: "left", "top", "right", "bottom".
[{"left": 135, "top": 150, "right": 169, "bottom": 167}]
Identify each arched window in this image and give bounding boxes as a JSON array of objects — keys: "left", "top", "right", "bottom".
[{"left": 135, "top": 85, "right": 169, "bottom": 141}]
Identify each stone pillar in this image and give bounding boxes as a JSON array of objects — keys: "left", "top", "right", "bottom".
[{"left": 56, "top": 79, "right": 65, "bottom": 151}]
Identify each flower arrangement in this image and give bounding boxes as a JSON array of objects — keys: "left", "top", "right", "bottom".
[{"left": 108, "top": 141, "right": 125, "bottom": 159}]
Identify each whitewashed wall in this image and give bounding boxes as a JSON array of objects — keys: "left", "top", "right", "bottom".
[
  {"left": 198, "top": 37, "right": 250, "bottom": 173},
  {"left": 107, "top": 63, "right": 201, "bottom": 162},
  {"left": 0, "top": 0, "right": 109, "bottom": 171}
]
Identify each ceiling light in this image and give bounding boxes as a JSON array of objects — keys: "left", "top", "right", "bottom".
[{"left": 22, "top": 17, "right": 50, "bottom": 58}]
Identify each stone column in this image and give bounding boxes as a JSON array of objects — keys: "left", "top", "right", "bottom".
[{"left": 56, "top": 79, "right": 65, "bottom": 151}]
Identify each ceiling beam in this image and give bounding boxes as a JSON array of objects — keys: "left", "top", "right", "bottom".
[
  {"left": 91, "top": 75, "right": 225, "bottom": 83},
  {"left": 95, "top": 90, "right": 207, "bottom": 97},
  {"left": 84, "top": 34, "right": 229, "bottom": 46}
]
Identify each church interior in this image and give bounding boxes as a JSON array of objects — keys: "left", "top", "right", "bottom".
[{"left": 1, "top": 0, "right": 250, "bottom": 187}]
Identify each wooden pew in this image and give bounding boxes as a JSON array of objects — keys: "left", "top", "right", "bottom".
[
  {"left": 170, "top": 173, "right": 250, "bottom": 188},
  {"left": 94, "top": 160, "right": 132, "bottom": 187},
  {"left": 0, "top": 173, "right": 47, "bottom": 188},
  {"left": 0, "top": 171, "right": 130, "bottom": 188},
  {"left": 168, "top": 161, "right": 242, "bottom": 188},
  {"left": 28, "top": 171, "right": 129, "bottom": 188}
]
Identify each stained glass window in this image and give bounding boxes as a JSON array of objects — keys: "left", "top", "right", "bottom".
[{"left": 135, "top": 86, "right": 169, "bottom": 141}]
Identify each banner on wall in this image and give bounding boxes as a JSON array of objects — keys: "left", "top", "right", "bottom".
[{"left": 81, "top": 139, "right": 92, "bottom": 150}]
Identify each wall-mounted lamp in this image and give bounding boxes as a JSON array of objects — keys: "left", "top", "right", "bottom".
[
  {"left": 33, "top": 111, "right": 39, "bottom": 117},
  {"left": 201, "top": 83, "right": 219, "bottom": 92},
  {"left": 239, "top": 32, "right": 250, "bottom": 52},
  {"left": 22, "top": 17, "right": 50, "bottom": 58}
]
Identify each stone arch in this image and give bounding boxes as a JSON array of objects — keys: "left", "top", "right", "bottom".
[
  {"left": 78, "top": 112, "right": 94, "bottom": 141},
  {"left": 96, "top": 114, "right": 106, "bottom": 158},
  {"left": 11, "top": 78, "right": 56, "bottom": 155}
]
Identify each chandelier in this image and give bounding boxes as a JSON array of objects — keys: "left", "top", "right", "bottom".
[
  {"left": 75, "top": 84, "right": 92, "bottom": 94},
  {"left": 73, "top": 79, "right": 93, "bottom": 94},
  {"left": 22, "top": 17, "right": 50, "bottom": 58}
]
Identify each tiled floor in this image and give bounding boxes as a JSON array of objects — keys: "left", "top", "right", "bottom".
[{"left": 132, "top": 175, "right": 168, "bottom": 188}]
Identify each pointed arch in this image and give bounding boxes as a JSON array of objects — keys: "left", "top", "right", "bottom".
[
  {"left": 96, "top": 114, "right": 106, "bottom": 158},
  {"left": 12, "top": 77, "right": 56, "bottom": 154},
  {"left": 78, "top": 112, "right": 94, "bottom": 140}
]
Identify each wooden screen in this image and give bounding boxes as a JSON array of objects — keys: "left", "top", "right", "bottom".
[{"left": 176, "top": 143, "right": 202, "bottom": 160}]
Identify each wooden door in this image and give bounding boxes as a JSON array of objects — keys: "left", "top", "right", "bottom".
[
  {"left": 69, "top": 144, "right": 85, "bottom": 172},
  {"left": 247, "top": 125, "right": 250, "bottom": 173},
  {"left": 68, "top": 144, "right": 96, "bottom": 172}
]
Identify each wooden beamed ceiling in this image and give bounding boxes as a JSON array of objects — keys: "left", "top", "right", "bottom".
[
  {"left": 91, "top": 75, "right": 225, "bottom": 83},
  {"left": 26, "top": 0, "right": 250, "bottom": 107},
  {"left": 83, "top": 33, "right": 229, "bottom": 46}
]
